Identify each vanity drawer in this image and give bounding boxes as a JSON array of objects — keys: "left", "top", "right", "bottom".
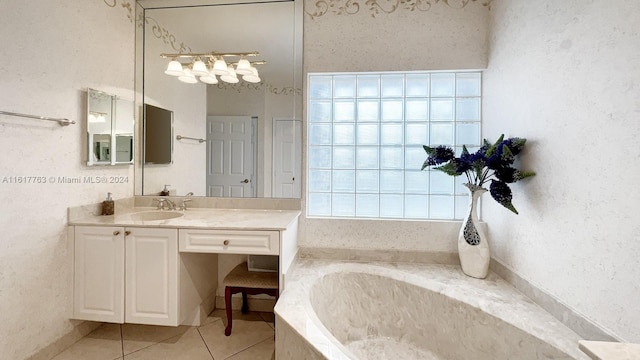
[{"left": 179, "top": 229, "right": 280, "bottom": 255}]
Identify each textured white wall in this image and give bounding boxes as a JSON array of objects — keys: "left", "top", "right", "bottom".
[
  {"left": 0, "top": 1, "right": 134, "bottom": 358},
  {"left": 483, "top": 0, "right": 640, "bottom": 342},
  {"left": 300, "top": 0, "right": 491, "bottom": 250},
  {"left": 303, "top": 0, "right": 489, "bottom": 72}
]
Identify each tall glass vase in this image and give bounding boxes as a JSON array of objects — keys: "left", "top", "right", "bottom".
[{"left": 458, "top": 184, "right": 490, "bottom": 279}]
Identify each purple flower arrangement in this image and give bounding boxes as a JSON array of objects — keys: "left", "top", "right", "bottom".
[{"left": 422, "top": 135, "right": 535, "bottom": 214}]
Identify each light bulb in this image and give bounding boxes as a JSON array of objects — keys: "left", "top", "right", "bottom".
[
  {"left": 200, "top": 74, "right": 219, "bottom": 84},
  {"left": 211, "top": 57, "right": 229, "bottom": 76},
  {"left": 235, "top": 57, "right": 253, "bottom": 75},
  {"left": 243, "top": 66, "right": 261, "bottom": 83},
  {"left": 178, "top": 68, "right": 198, "bottom": 84},
  {"left": 220, "top": 64, "right": 239, "bottom": 83},
  {"left": 192, "top": 58, "right": 209, "bottom": 77},
  {"left": 243, "top": 73, "right": 261, "bottom": 83},
  {"left": 164, "top": 60, "right": 184, "bottom": 76}
]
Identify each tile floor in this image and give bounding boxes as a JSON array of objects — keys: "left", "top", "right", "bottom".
[{"left": 50, "top": 310, "right": 275, "bottom": 360}]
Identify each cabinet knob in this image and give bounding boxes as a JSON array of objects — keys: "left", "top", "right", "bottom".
[
  {"left": 124, "top": 231, "right": 131, "bottom": 236},
  {"left": 113, "top": 231, "right": 120, "bottom": 236},
  {"left": 223, "top": 240, "right": 230, "bottom": 246}
]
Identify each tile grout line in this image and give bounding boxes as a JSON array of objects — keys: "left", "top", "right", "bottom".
[
  {"left": 231, "top": 337, "right": 276, "bottom": 360},
  {"left": 222, "top": 317, "right": 275, "bottom": 359},
  {"left": 120, "top": 324, "right": 125, "bottom": 359},
  {"left": 196, "top": 327, "right": 216, "bottom": 359},
  {"left": 258, "top": 312, "right": 275, "bottom": 330}
]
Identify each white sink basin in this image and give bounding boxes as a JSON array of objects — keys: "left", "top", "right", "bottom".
[{"left": 129, "top": 211, "right": 184, "bottom": 221}]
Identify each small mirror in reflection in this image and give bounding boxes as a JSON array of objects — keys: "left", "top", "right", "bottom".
[{"left": 86, "top": 88, "right": 134, "bottom": 166}]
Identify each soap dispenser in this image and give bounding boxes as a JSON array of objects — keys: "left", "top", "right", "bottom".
[
  {"left": 102, "top": 192, "right": 115, "bottom": 215},
  {"left": 160, "top": 185, "right": 171, "bottom": 196}
]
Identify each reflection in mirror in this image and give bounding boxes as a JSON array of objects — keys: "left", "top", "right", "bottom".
[
  {"left": 137, "top": 0, "right": 302, "bottom": 198},
  {"left": 87, "top": 89, "right": 134, "bottom": 166}
]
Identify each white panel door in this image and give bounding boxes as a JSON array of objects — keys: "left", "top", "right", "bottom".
[
  {"left": 272, "top": 119, "right": 301, "bottom": 198},
  {"left": 73, "top": 226, "right": 125, "bottom": 323},
  {"left": 206, "top": 116, "right": 256, "bottom": 197},
  {"left": 125, "top": 227, "right": 179, "bottom": 326}
]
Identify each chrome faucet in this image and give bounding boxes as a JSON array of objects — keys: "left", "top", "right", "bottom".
[
  {"left": 154, "top": 198, "right": 167, "bottom": 210},
  {"left": 165, "top": 199, "right": 177, "bottom": 210},
  {"left": 154, "top": 198, "right": 176, "bottom": 210},
  {"left": 180, "top": 192, "right": 193, "bottom": 211}
]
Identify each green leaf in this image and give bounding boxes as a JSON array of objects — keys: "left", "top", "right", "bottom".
[
  {"left": 500, "top": 143, "right": 514, "bottom": 164},
  {"left": 421, "top": 159, "right": 430, "bottom": 171},
  {"left": 461, "top": 145, "right": 470, "bottom": 156},
  {"left": 423, "top": 145, "right": 435, "bottom": 155},
  {"left": 516, "top": 171, "right": 536, "bottom": 180},
  {"left": 489, "top": 180, "right": 519, "bottom": 214},
  {"left": 485, "top": 134, "right": 504, "bottom": 157},
  {"left": 434, "top": 162, "right": 462, "bottom": 177},
  {"left": 508, "top": 137, "right": 527, "bottom": 155}
]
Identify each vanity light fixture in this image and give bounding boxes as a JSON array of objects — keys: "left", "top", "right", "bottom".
[
  {"left": 200, "top": 74, "right": 219, "bottom": 84},
  {"left": 235, "top": 56, "right": 253, "bottom": 76},
  {"left": 242, "top": 66, "right": 261, "bottom": 83},
  {"left": 88, "top": 111, "right": 108, "bottom": 123},
  {"left": 161, "top": 51, "right": 265, "bottom": 84},
  {"left": 191, "top": 57, "right": 209, "bottom": 77},
  {"left": 178, "top": 67, "right": 198, "bottom": 84},
  {"left": 164, "top": 59, "right": 184, "bottom": 76},
  {"left": 220, "top": 64, "right": 239, "bottom": 83},
  {"left": 211, "top": 57, "right": 229, "bottom": 76}
]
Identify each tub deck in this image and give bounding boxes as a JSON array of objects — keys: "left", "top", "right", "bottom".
[{"left": 275, "top": 258, "right": 589, "bottom": 360}]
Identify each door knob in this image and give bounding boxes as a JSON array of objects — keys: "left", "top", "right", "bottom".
[
  {"left": 113, "top": 231, "right": 120, "bottom": 236},
  {"left": 124, "top": 231, "right": 131, "bottom": 236},
  {"left": 240, "top": 179, "right": 249, "bottom": 183},
  {"left": 223, "top": 240, "right": 230, "bottom": 246}
]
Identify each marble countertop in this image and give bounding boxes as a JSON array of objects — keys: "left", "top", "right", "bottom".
[
  {"left": 69, "top": 207, "right": 301, "bottom": 231},
  {"left": 579, "top": 340, "right": 640, "bottom": 360}
]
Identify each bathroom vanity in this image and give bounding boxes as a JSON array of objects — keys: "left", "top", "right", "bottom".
[{"left": 68, "top": 205, "right": 300, "bottom": 327}]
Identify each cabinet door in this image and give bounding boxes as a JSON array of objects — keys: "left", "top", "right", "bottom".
[
  {"left": 73, "top": 226, "right": 125, "bottom": 323},
  {"left": 125, "top": 227, "right": 179, "bottom": 326}
]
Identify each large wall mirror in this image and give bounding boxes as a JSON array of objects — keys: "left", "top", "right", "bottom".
[{"left": 135, "top": 0, "right": 302, "bottom": 198}]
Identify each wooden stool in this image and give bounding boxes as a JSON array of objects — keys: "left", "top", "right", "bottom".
[{"left": 223, "top": 262, "right": 279, "bottom": 336}]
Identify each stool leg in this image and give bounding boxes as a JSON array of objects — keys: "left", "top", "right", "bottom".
[
  {"left": 241, "top": 292, "right": 248, "bottom": 314},
  {"left": 225, "top": 287, "right": 233, "bottom": 336}
]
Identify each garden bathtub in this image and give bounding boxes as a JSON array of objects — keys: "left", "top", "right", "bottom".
[{"left": 275, "top": 259, "right": 588, "bottom": 360}]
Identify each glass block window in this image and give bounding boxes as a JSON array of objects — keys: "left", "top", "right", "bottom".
[{"left": 307, "top": 71, "right": 482, "bottom": 220}]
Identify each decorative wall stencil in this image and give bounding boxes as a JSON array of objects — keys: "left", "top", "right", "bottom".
[
  {"left": 138, "top": 15, "right": 193, "bottom": 53},
  {"left": 215, "top": 82, "right": 302, "bottom": 96},
  {"left": 103, "top": 0, "right": 134, "bottom": 22},
  {"left": 103, "top": 0, "right": 187, "bottom": 51},
  {"left": 305, "top": 0, "right": 492, "bottom": 18}
]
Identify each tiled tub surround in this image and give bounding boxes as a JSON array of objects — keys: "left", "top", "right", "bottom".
[{"left": 275, "top": 260, "right": 589, "bottom": 360}]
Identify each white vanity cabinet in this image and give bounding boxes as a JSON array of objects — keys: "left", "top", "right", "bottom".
[
  {"left": 125, "top": 227, "right": 178, "bottom": 326},
  {"left": 73, "top": 226, "right": 125, "bottom": 323},
  {"left": 70, "top": 207, "right": 300, "bottom": 327},
  {"left": 73, "top": 226, "right": 179, "bottom": 326}
]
